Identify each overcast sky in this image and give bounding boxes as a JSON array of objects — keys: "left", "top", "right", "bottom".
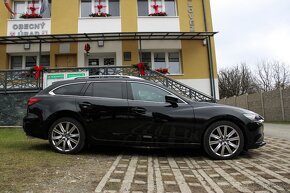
[{"left": 210, "top": 0, "right": 290, "bottom": 70}]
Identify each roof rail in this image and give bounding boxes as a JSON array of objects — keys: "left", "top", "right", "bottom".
[{"left": 74, "top": 75, "right": 144, "bottom": 80}]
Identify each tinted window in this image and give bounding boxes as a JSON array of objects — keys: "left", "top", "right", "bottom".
[
  {"left": 53, "top": 83, "right": 85, "bottom": 95},
  {"left": 131, "top": 83, "right": 169, "bottom": 102},
  {"left": 85, "top": 82, "right": 123, "bottom": 99}
]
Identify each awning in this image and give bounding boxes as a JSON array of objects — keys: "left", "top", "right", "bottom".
[{"left": 0, "top": 32, "right": 217, "bottom": 44}]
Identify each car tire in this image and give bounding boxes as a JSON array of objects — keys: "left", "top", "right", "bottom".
[
  {"left": 203, "top": 121, "right": 244, "bottom": 160},
  {"left": 48, "top": 117, "right": 85, "bottom": 154}
]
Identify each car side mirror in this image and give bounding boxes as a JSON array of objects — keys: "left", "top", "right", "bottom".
[{"left": 165, "top": 95, "right": 178, "bottom": 107}]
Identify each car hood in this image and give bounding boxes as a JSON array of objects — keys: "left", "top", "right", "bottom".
[{"left": 190, "top": 101, "right": 257, "bottom": 115}]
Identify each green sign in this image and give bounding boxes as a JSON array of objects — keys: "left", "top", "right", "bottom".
[
  {"left": 47, "top": 74, "right": 65, "bottom": 79},
  {"left": 67, "top": 73, "right": 86, "bottom": 78}
]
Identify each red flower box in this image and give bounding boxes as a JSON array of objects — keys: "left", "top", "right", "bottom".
[
  {"left": 89, "top": 12, "right": 111, "bottom": 17},
  {"left": 155, "top": 68, "right": 169, "bottom": 74},
  {"left": 149, "top": 12, "right": 167, "bottom": 16}
]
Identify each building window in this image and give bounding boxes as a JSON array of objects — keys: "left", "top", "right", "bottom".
[
  {"left": 11, "top": 56, "right": 23, "bottom": 69},
  {"left": 138, "top": 0, "right": 177, "bottom": 16},
  {"left": 13, "top": 0, "right": 51, "bottom": 19},
  {"left": 80, "top": 0, "right": 120, "bottom": 17},
  {"left": 141, "top": 51, "right": 181, "bottom": 74},
  {"left": 10, "top": 55, "right": 50, "bottom": 69}
]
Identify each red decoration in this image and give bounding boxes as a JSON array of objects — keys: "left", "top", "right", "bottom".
[
  {"left": 95, "top": 0, "right": 107, "bottom": 13},
  {"left": 27, "top": 1, "right": 39, "bottom": 17},
  {"left": 84, "top": 43, "right": 91, "bottom": 53},
  {"left": 34, "top": 65, "right": 43, "bottom": 79},
  {"left": 155, "top": 68, "right": 169, "bottom": 74},
  {"left": 151, "top": 0, "right": 162, "bottom": 13},
  {"left": 138, "top": 62, "right": 145, "bottom": 76}
]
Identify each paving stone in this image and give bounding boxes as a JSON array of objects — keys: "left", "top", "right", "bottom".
[
  {"left": 268, "top": 179, "right": 282, "bottom": 183},
  {"left": 162, "top": 173, "right": 173, "bottom": 176},
  {"left": 103, "top": 190, "right": 117, "bottom": 193},
  {"left": 108, "top": 179, "right": 121, "bottom": 183},
  {"left": 242, "top": 181, "right": 254, "bottom": 185},
  {"left": 217, "top": 181, "right": 230, "bottom": 186},
  {"left": 230, "top": 172, "right": 241, "bottom": 176},
  {"left": 184, "top": 174, "right": 195, "bottom": 178},
  {"left": 137, "top": 165, "right": 147, "bottom": 169},
  {"left": 209, "top": 174, "right": 220, "bottom": 178},
  {"left": 117, "top": 164, "right": 128, "bottom": 168},
  {"left": 164, "top": 181, "right": 177, "bottom": 185},
  {"left": 136, "top": 172, "right": 147, "bottom": 176},
  {"left": 188, "top": 183, "right": 201, "bottom": 187},
  {"left": 114, "top": 170, "right": 124, "bottom": 174},
  {"left": 134, "top": 180, "right": 146, "bottom": 184}
]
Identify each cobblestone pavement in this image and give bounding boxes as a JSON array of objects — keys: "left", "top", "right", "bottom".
[{"left": 94, "top": 137, "right": 290, "bottom": 193}]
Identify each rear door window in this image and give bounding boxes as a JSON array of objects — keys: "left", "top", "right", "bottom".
[
  {"left": 53, "top": 83, "right": 85, "bottom": 96},
  {"left": 85, "top": 82, "right": 123, "bottom": 99}
]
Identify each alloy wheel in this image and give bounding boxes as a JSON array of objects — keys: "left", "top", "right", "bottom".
[
  {"left": 51, "top": 121, "right": 80, "bottom": 152},
  {"left": 209, "top": 125, "right": 240, "bottom": 158}
]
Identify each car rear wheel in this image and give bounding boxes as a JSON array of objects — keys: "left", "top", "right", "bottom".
[
  {"left": 203, "top": 121, "right": 244, "bottom": 160},
  {"left": 48, "top": 117, "right": 85, "bottom": 154}
]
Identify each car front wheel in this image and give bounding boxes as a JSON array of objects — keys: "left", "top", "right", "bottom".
[
  {"left": 203, "top": 121, "right": 244, "bottom": 160},
  {"left": 48, "top": 117, "right": 85, "bottom": 154}
]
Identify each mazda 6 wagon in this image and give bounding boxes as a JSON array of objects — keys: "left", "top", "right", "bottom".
[{"left": 23, "top": 76, "right": 265, "bottom": 159}]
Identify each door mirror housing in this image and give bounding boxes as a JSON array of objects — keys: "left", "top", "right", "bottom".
[{"left": 165, "top": 95, "right": 178, "bottom": 107}]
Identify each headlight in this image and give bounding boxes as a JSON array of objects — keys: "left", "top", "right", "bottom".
[{"left": 243, "top": 113, "right": 264, "bottom": 122}]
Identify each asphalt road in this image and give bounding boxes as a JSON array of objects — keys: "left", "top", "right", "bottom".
[{"left": 264, "top": 123, "right": 290, "bottom": 140}]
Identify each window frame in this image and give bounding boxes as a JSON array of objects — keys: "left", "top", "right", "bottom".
[
  {"left": 138, "top": 0, "right": 177, "bottom": 16},
  {"left": 80, "top": 0, "right": 121, "bottom": 17},
  {"left": 10, "top": 54, "right": 50, "bottom": 69},
  {"left": 141, "top": 51, "right": 182, "bottom": 75},
  {"left": 12, "top": 0, "right": 51, "bottom": 19}
]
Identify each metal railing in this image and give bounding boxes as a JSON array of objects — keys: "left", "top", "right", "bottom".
[{"left": 0, "top": 66, "right": 214, "bottom": 102}]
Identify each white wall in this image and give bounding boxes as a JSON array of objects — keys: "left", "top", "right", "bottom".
[
  {"left": 7, "top": 44, "right": 50, "bottom": 53},
  {"left": 77, "top": 41, "right": 122, "bottom": 67},
  {"left": 138, "top": 17, "right": 180, "bottom": 32},
  {"left": 176, "top": 78, "right": 219, "bottom": 100},
  {"left": 78, "top": 17, "right": 121, "bottom": 33},
  {"left": 139, "top": 40, "right": 181, "bottom": 50}
]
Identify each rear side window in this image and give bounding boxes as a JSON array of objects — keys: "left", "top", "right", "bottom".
[
  {"left": 53, "top": 83, "right": 85, "bottom": 96},
  {"left": 85, "top": 82, "right": 123, "bottom": 99}
]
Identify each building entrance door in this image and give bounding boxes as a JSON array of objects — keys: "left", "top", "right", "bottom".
[{"left": 56, "top": 54, "right": 77, "bottom": 68}]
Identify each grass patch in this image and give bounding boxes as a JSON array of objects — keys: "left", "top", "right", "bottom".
[{"left": 0, "top": 128, "right": 83, "bottom": 192}]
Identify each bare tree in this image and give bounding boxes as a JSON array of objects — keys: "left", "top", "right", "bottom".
[
  {"left": 218, "top": 64, "right": 258, "bottom": 98},
  {"left": 255, "top": 60, "right": 290, "bottom": 91}
]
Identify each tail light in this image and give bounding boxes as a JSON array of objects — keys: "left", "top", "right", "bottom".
[{"left": 27, "top": 98, "right": 41, "bottom": 106}]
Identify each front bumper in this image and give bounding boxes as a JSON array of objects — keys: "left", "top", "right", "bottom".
[{"left": 245, "top": 121, "right": 266, "bottom": 150}]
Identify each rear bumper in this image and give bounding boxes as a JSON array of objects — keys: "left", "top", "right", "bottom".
[{"left": 23, "top": 114, "right": 47, "bottom": 139}]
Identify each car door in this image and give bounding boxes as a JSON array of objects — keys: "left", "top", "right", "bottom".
[
  {"left": 76, "top": 81, "right": 129, "bottom": 141},
  {"left": 126, "top": 81, "right": 195, "bottom": 145}
]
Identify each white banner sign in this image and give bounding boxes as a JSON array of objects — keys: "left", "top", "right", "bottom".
[
  {"left": 7, "top": 19, "right": 51, "bottom": 36},
  {"left": 43, "top": 71, "right": 89, "bottom": 89}
]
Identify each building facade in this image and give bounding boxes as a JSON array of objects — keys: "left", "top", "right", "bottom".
[{"left": 0, "top": 0, "right": 218, "bottom": 98}]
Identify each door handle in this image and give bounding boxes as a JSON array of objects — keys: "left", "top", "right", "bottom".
[
  {"left": 131, "top": 107, "right": 146, "bottom": 114},
  {"left": 79, "top": 102, "right": 92, "bottom": 109}
]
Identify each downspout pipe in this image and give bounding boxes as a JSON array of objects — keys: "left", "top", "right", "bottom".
[{"left": 202, "top": 0, "right": 216, "bottom": 101}]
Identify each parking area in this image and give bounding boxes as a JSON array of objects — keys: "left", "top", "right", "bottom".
[
  {"left": 93, "top": 136, "right": 290, "bottom": 193},
  {"left": 1, "top": 125, "right": 290, "bottom": 193}
]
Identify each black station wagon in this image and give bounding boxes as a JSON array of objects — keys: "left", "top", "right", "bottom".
[{"left": 23, "top": 76, "right": 265, "bottom": 159}]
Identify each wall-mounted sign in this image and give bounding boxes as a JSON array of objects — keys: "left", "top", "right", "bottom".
[
  {"left": 43, "top": 71, "right": 89, "bottom": 89},
  {"left": 7, "top": 20, "right": 51, "bottom": 36},
  {"left": 188, "top": 0, "right": 194, "bottom": 32}
]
